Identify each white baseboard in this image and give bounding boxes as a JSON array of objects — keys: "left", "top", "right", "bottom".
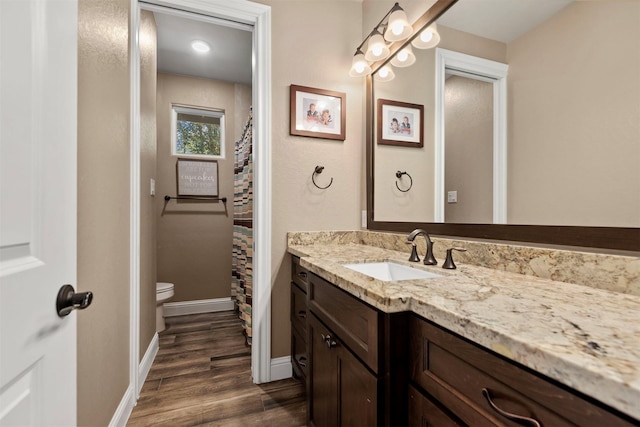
[
  {"left": 109, "top": 384, "right": 135, "bottom": 427},
  {"left": 270, "top": 356, "right": 292, "bottom": 381},
  {"left": 137, "top": 333, "right": 159, "bottom": 395},
  {"left": 164, "top": 297, "right": 235, "bottom": 317}
]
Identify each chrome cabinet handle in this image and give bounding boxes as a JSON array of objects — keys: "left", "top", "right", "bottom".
[
  {"left": 482, "top": 388, "right": 541, "bottom": 427},
  {"left": 56, "top": 284, "right": 93, "bottom": 317},
  {"left": 297, "top": 310, "right": 307, "bottom": 319},
  {"left": 298, "top": 271, "right": 307, "bottom": 279}
]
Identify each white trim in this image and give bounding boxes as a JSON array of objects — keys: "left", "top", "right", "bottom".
[
  {"left": 129, "top": 0, "right": 142, "bottom": 402},
  {"left": 132, "top": 0, "right": 272, "bottom": 398},
  {"left": 270, "top": 356, "right": 292, "bottom": 382},
  {"left": 137, "top": 333, "right": 159, "bottom": 395},
  {"left": 434, "top": 48, "right": 508, "bottom": 224},
  {"left": 164, "top": 298, "right": 235, "bottom": 317},
  {"left": 251, "top": 4, "right": 272, "bottom": 384},
  {"left": 108, "top": 385, "right": 135, "bottom": 427}
]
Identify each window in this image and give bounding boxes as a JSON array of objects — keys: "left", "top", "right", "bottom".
[{"left": 172, "top": 105, "right": 225, "bottom": 158}]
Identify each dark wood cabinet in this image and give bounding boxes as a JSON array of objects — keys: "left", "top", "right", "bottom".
[
  {"left": 290, "top": 256, "right": 309, "bottom": 381},
  {"left": 291, "top": 256, "right": 638, "bottom": 427},
  {"left": 308, "top": 313, "right": 377, "bottom": 427},
  {"left": 409, "top": 314, "right": 638, "bottom": 427}
]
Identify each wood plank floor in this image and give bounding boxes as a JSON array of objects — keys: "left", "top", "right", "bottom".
[{"left": 127, "top": 311, "right": 306, "bottom": 427}]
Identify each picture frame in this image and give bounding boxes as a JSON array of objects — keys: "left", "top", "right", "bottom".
[
  {"left": 176, "top": 158, "right": 219, "bottom": 197},
  {"left": 290, "top": 84, "right": 346, "bottom": 140},
  {"left": 377, "top": 99, "right": 424, "bottom": 148}
]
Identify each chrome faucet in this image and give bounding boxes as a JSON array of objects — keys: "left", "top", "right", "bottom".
[{"left": 407, "top": 229, "right": 438, "bottom": 265}]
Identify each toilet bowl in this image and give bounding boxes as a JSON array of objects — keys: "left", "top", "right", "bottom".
[{"left": 156, "top": 282, "right": 175, "bottom": 332}]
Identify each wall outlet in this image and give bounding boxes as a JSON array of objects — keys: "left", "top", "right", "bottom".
[
  {"left": 150, "top": 178, "right": 156, "bottom": 196},
  {"left": 361, "top": 210, "right": 367, "bottom": 228},
  {"left": 447, "top": 191, "right": 457, "bottom": 203}
]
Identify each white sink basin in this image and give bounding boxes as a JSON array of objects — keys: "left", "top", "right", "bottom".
[{"left": 342, "top": 262, "right": 441, "bottom": 282}]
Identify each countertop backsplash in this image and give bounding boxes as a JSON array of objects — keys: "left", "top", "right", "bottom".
[{"left": 287, "top": 230, "right": 640, "bottom": 296}]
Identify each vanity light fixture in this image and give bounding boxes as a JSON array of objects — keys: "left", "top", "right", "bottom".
[
  {"left": 384, "top": 3, "right": 413, "bottom": 42},
  {"left": 349, "top": 48, "right": 372, "bottom": 77},
  {"left": 374, "top": 65, "right": 395, "bottom": 82},
  {"left": 349, "top": 2, "right": 441, "bottom": 78},
  {"left": 411, "top": 24, "right": 440, "bottom": 49},
  {"left": 390, "top": 45, "right": 416, "bottom": 67},
  {"left": 191, "top": 40, "right": 210, "bottom": 53},
  {"left": 364, "top": 29, "right": 390, "bottom": 61}
]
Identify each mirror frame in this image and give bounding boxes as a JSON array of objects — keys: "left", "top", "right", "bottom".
[{"left": 365, "top": 0, "right": 640, "bottom": 251}]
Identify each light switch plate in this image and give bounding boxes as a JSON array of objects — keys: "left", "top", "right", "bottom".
[
  {"left": 447, "top": 191, "right": 457, "bottom": 203},
  {"left": 150, "top": 178, "right": 156, "bottom": 196}
]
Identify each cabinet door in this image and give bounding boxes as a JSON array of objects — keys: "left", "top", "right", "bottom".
[
  {"left": 309, "top": 313, "right": 339, "bottom": 427},
  {"left": 340, "top": 343, "right": 378, "bottom": 427}
]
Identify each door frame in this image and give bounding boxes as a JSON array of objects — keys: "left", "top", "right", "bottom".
[
  {"left": 129, "top": 0, "right": 272, "bottom": 398},
  {"left": 434, "top": 48, "right": 508, "bottom": 224}
]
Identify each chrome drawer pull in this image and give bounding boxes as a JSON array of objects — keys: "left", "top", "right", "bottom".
[
  {"left": 482, "top": 388, "right": 541, "bottom": 427},
  {"left": 297, "top": 356, "right": 307, "bottom": 368},
  {"left": 298, "top": 271, "right": 307, "bottom": 278},
  {"left": 297, "top": 310, "right": 307, "bottom": 319}
]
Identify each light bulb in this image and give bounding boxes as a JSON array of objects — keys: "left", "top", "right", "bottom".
[
  {"left": 191, "top": 40, "right": 210, "bottom": 53},
  {"left": 420, "top": 31, "right": 434, "bottom": 43},
  {"left": 397, "top": 50, "right": 408, "bottom": 62},
  {"left": 391, "top": 21, "right": 404, "bottom": 36},
  {"left": 355, "top": 63, "right": 365, "bottom": 73},
  {"left": 379, "top": 68, "right": 389, "bottom": 78},
  {"left": 372, "top": 45, "right": 383, "bottom": 57}
]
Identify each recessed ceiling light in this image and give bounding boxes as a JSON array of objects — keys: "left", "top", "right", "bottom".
[{"left": 191, "top": 40, "right": 210, "bottom": 53}]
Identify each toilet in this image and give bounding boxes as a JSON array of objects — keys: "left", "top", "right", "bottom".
[{"left": 156, "top": 282, "right": 175, "bottom": 332}]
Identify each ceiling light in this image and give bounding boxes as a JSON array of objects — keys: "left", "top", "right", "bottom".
[
  {"left": 384, "top": 4, "right": 412, "bottom": 42},
  {"left": 390, "top": 45, "right": 416, "bottom": 67},
  {"left": 412, "top": 24, "right": 440, "bottom": 49},
  {"left": 191, "top": 40, "right": 210, "bottom": 53}
]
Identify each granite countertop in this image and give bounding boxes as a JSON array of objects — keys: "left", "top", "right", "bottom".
[{"left": 288, "top": 242, "right": 640, "bottom": 421}]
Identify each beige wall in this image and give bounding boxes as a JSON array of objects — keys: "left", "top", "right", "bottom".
[
  {"left": 77, "top": 0, "right": 131, "bottom": 425},
  {"left": 256, "top": 0, "right": 364, "bottom": 358},
  {"left": 156, "top": 73, "right": 251, "bottom": 302},
  {"left": 507, "top": 1, "right": 640, "bottom": 226},
  {"left": 139, "top": 10, "right": 158, "bottom": 360},
  {"left": 444, "top": 75, "right": 493, "bottom": 223}
]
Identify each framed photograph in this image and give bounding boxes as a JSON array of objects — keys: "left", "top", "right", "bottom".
[
  {"left": 377, "top": 99, "right": 424, "bottom": 147},
  {"left": 290, "top": 84, "right": 346, "bottom": 140},
  {"left": 176, "top": 158, "right": 219, "bottom": 197}
]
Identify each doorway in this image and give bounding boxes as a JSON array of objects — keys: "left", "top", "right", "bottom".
[
  {"left": 434, "top": 48, "right": 508, "bottom": 224},
  {"left": 129, "top": 0, "right": 272, "bottom": 401}
]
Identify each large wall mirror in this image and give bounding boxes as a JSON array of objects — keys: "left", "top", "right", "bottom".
[{"left": 366, "top": 0, "right": 640, "bottom": 251}]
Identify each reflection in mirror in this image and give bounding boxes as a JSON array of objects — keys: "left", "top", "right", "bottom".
[{"left": 371, "top": 0, "right": 640, "bottom": 229}]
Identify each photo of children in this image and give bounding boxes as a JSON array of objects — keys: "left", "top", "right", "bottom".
[
  {"left": 387, "top": 112, "right": 413, "bottom": 137},
  {"left": 378, "top": 98, "right": 423, "bottom": 147},
  {"left": 291, "top": 85, "right": 345, "bottom": 140},
  {"left": 303, "top": 97, "right": 334, "bottom": 129}
]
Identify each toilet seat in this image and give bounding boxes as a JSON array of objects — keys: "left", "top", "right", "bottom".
[{"left": 156, "top": 282, "right": 174, "bottom": 302}]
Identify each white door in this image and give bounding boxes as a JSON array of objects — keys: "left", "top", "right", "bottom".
[{"left": 0, "top": 0, "right": 80, "bottom": 425}]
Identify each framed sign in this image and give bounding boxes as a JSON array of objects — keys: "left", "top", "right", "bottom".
[
  {"left": 290, "top": 84, "right": 346, "bottom": 140},
  {"left": 377, "top": 99, "right": 424, "bottom": 147},
  {"left": 176, "top": 158, "right": 219, "bottom": 197}
]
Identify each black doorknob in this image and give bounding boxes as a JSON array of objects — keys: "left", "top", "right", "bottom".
[{"left": 56, "top": 284, "right": 93, "bottom": 317}]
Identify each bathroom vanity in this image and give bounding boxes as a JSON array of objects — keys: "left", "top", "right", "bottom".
[{"left": 288, "top": 231, "right": 640, "bottom": 426}]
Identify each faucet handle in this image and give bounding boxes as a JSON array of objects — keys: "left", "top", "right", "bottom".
[
  {"left": 423, "top": 239, "right": 438, "bottom": 265},
  {"left": 442, "top": 247, "right": 467, "bottom": 269},
  {"left": 406, "top": 241, "right": 420, "bottom": 262}
]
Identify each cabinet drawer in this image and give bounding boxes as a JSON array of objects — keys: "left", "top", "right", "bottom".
[
  {"left": 292, "top": 256, "right": 309, "bottom": 292},
  {"left": 408, "top": 384, "right": 464, "bottom": 427},
  {"left": 309, "top": 273, "right": 380, "bottom": 373},
  {"left": 291, "top": 282, "right": 307, "bottom": 336},
  {"left": 410, "top": 315, "right": 636, "bottom": 427},
  {"left": 292, "top": 326, "right": 308, "bottom": 379}
]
